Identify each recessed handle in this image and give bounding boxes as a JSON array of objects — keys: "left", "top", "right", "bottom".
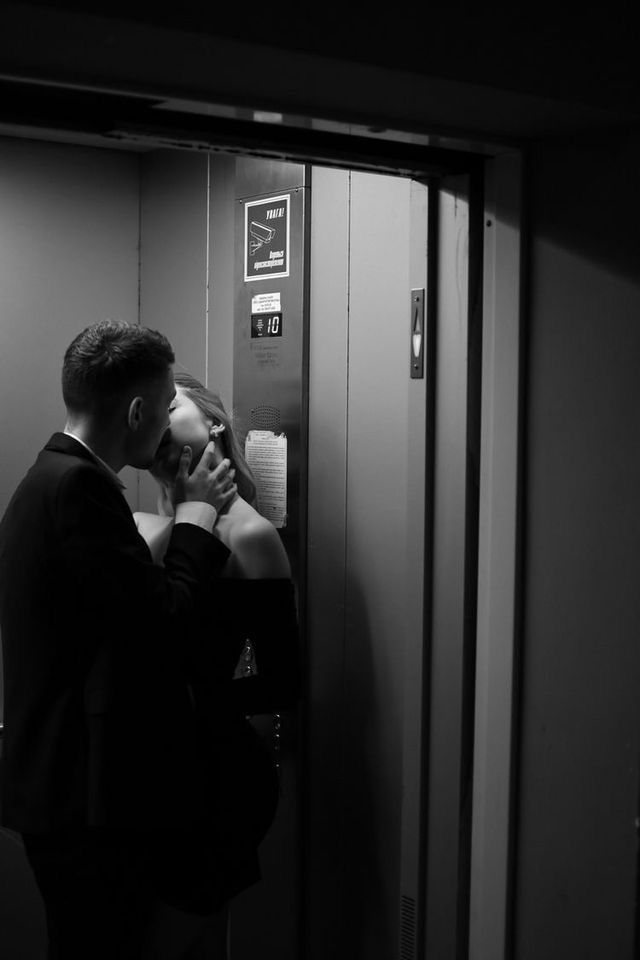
[{"left": 410, "top": 288, "right": 425, "bottom": 379}]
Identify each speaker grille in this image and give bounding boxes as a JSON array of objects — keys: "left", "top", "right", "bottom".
[
  {"left": 250, "top": 404, "right": 281, "bottom": 433},
  {"left": 400, "top": 895, "right": 417, "bottom": 960}
]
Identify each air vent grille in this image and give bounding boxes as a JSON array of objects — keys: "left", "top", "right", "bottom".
[
  {"left": 400, "top": 894, "right": 417, "bottom": 959},
  {"left": 250, "top": 404, "right": 281, "bottom": 433}
]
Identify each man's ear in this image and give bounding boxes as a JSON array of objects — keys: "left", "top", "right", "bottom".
[{"left": 127, "top": 396, "right": 144, "bottom": 430}]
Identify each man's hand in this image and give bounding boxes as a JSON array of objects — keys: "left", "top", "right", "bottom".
[{"left": 174, "top": 443, "right": 237, "bottom": 514}]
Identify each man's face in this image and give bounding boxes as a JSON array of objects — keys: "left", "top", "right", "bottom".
[
  {"left": 151, "top": 386, "right": 212, "bottom": 483},
  {"left": 128, "top": 368, "right": 176, "bottom": 470}
]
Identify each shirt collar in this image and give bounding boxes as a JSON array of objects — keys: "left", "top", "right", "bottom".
[{"left": 63, "top": 429, "right": 126, "bottom": 490}]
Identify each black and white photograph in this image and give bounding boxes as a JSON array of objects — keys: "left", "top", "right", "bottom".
[{"left": 0, "top": 5, "right": 639, "bottom": 959}]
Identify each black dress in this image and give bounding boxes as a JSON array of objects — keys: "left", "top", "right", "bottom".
[{"left": 144, "top": 577, "right": 300, "bottom": 916}]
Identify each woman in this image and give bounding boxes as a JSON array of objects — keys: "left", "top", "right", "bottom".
[
  {"left": 143, "top": 373, "right": 290, "bottom": 580},
  {"left": 137, "top": 371, "right": 298, "bottom": 707},
  {"left": 134, "top": 372, "right": 299, "bottom": 958}
]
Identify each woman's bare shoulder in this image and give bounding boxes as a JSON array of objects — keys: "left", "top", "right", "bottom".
[{"left": 233, "top": 509, "right": 291, "bottom": 578}]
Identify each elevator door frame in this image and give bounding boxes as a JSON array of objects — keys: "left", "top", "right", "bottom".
[
  {"left": 0, "top": 85, "right": 523, "bottom": 960},
  {"left": 469, "top": 151, "right": 523, "bottom": 960}
]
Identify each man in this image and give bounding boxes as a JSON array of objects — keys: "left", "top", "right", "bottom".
[{"left": 0, "top": 320, "right": 237, "bottom": 958}]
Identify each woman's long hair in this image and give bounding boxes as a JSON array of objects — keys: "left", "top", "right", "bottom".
[{"left": 173, "top": 372, "right": 257, "bottom": 505}]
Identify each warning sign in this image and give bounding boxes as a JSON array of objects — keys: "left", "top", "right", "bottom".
[{"left": 244, "top": 194, "right": 290, "bottom": 282}]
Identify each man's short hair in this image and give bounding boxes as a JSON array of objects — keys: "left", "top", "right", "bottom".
[{"left": 62, "top": 320, "right": 175, "bottom": 416}]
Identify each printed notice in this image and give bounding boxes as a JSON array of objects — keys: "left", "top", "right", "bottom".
[
  {"left": 245, "top": 430, "right": 287, "bottom": 528},
  {"left": 251, "top": 292, "right": 281, "bottom": 314},
  {"left": 244, "top": 194, "right": 290, "bottom": 282}
]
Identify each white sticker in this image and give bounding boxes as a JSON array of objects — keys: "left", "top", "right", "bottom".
[
  {"left": 251, "top": 292, "right": 281, "bottom": 314},
  {"left": 245, "top": 430, "right": 287, "bottom": 528}
]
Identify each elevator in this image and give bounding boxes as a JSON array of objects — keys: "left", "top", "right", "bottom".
[{"left": 0, "top": 123, "right": 520, "bottom": 960}]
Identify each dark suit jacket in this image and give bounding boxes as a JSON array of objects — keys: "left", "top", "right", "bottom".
[{"left": 0, "top": 433, "right": 230, "bottom": 834}]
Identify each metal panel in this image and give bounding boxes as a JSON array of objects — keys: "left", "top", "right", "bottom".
[
  {"left": 229, "top": 159, "right": 309, "bottom": 960},
  {"left": 305, "top": 169, "right": 430, "bottom": 960},
  {"left": 0, "top": 137, "right": 141, "bottom": 513},
  {"left": 469, "top": 151, "right": 522, "bottom": 960},
  {"left": 304, "top": 165, "right": 350, "bottom": 957},
  {"left": 344, "top": 171, "right": 417, "bottom": 958},
  {"left": 399, "top": 180, "right": 430, "bottom": 960},
  {"left": 137, "top": 150, "right": 209, "bottom": 512},
  {"left": 232, "top": 160, "right": 309, "bottom": 583},
  {"left": 343, "top": 171, "right": 413, "bottom": 959},
  {"left": 0, "top": 134, "right": 140, "bottom": 959},
  {"left": 208, "top": 154, "right": 237, "bottom": 408},
  {"left": 234, "top": 157, "right": 309, "bottom": 202},
  {"left": 423, "top": 175, "right": 472, "bottom": 960}
]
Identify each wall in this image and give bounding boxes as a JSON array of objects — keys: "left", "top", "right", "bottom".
[
  {"left": 0, "top": 142, "right": 234, "bottom": 519},
  {"left": 0, "top": 137, "right": 141, "bottom": 514},
  {"left": 0, "top": 135, "right": 141, "bottom": 711},
  {"left": 515, "top": 137, "right": 640, "bottom": 958},
  {"left": 136, "top": 150, "right": 238, "bottom": 512},
  {"left": 137, "top": 149, "right": 208, "bottom": 512},
  {"left": 0, "top": 134, "right": 141, "bottom": 960}
]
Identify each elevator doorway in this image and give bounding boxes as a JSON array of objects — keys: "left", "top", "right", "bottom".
[{"left": 0, "top": 135, "right": 521, "bottom": 960}]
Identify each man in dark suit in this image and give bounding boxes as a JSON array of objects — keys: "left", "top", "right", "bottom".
[{"left": 0, "top": 320, "right": 237, "bottom": 958}]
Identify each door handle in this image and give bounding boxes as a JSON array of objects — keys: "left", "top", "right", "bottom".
[{"left": 410, "top": 288, "right": 425, "bottom": 379}]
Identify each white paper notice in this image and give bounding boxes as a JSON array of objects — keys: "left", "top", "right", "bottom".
[
  {"left": 251, "top": 292, "right": 281, "bottom": 314},
  {"left": 245, "top": 430, "right": 287, "bottom": 528}
]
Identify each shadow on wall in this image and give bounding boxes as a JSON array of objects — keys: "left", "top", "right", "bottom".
[
  {"left": 337, "top": 576, "right": 400, "bottom": 960},
  {"left": 0, "top": 825, "right": 46, "bottom": 959},
  {"left": 530, "top": 135, "right": 640, "bottom": 285},
  {"left": 514, "top": 131, "right": 640, "bottom": 960},
  {"left": 0, "top": 648, "right": 45, "bottom": 959}
]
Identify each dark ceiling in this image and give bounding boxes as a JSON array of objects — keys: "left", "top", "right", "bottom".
[
  {"left": 0, "top": 1, "right": 638, "bottom": 159},
  {"left": 20, "top": 2, "right": 640, "bottom": 121}
]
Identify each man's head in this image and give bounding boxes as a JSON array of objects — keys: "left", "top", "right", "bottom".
[{"left": 62, "top": 320, "right": 176, "bottom": 469}]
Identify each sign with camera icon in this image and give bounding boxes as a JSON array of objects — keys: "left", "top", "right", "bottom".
[{"left": 244, "top": 194, "right": 290, "bottom": 281}]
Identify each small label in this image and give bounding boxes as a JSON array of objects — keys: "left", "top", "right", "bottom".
[{"left": 251, "top": 292, "right": 281, "bottom": 314}]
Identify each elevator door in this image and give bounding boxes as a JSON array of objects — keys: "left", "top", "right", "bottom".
[{"left": 304, "top": 168, "right": 430, "bottom": 960}]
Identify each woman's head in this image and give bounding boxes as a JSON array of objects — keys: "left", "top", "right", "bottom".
[{"left": 151, "top": 372, "right": 257, "bottom": 504}]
